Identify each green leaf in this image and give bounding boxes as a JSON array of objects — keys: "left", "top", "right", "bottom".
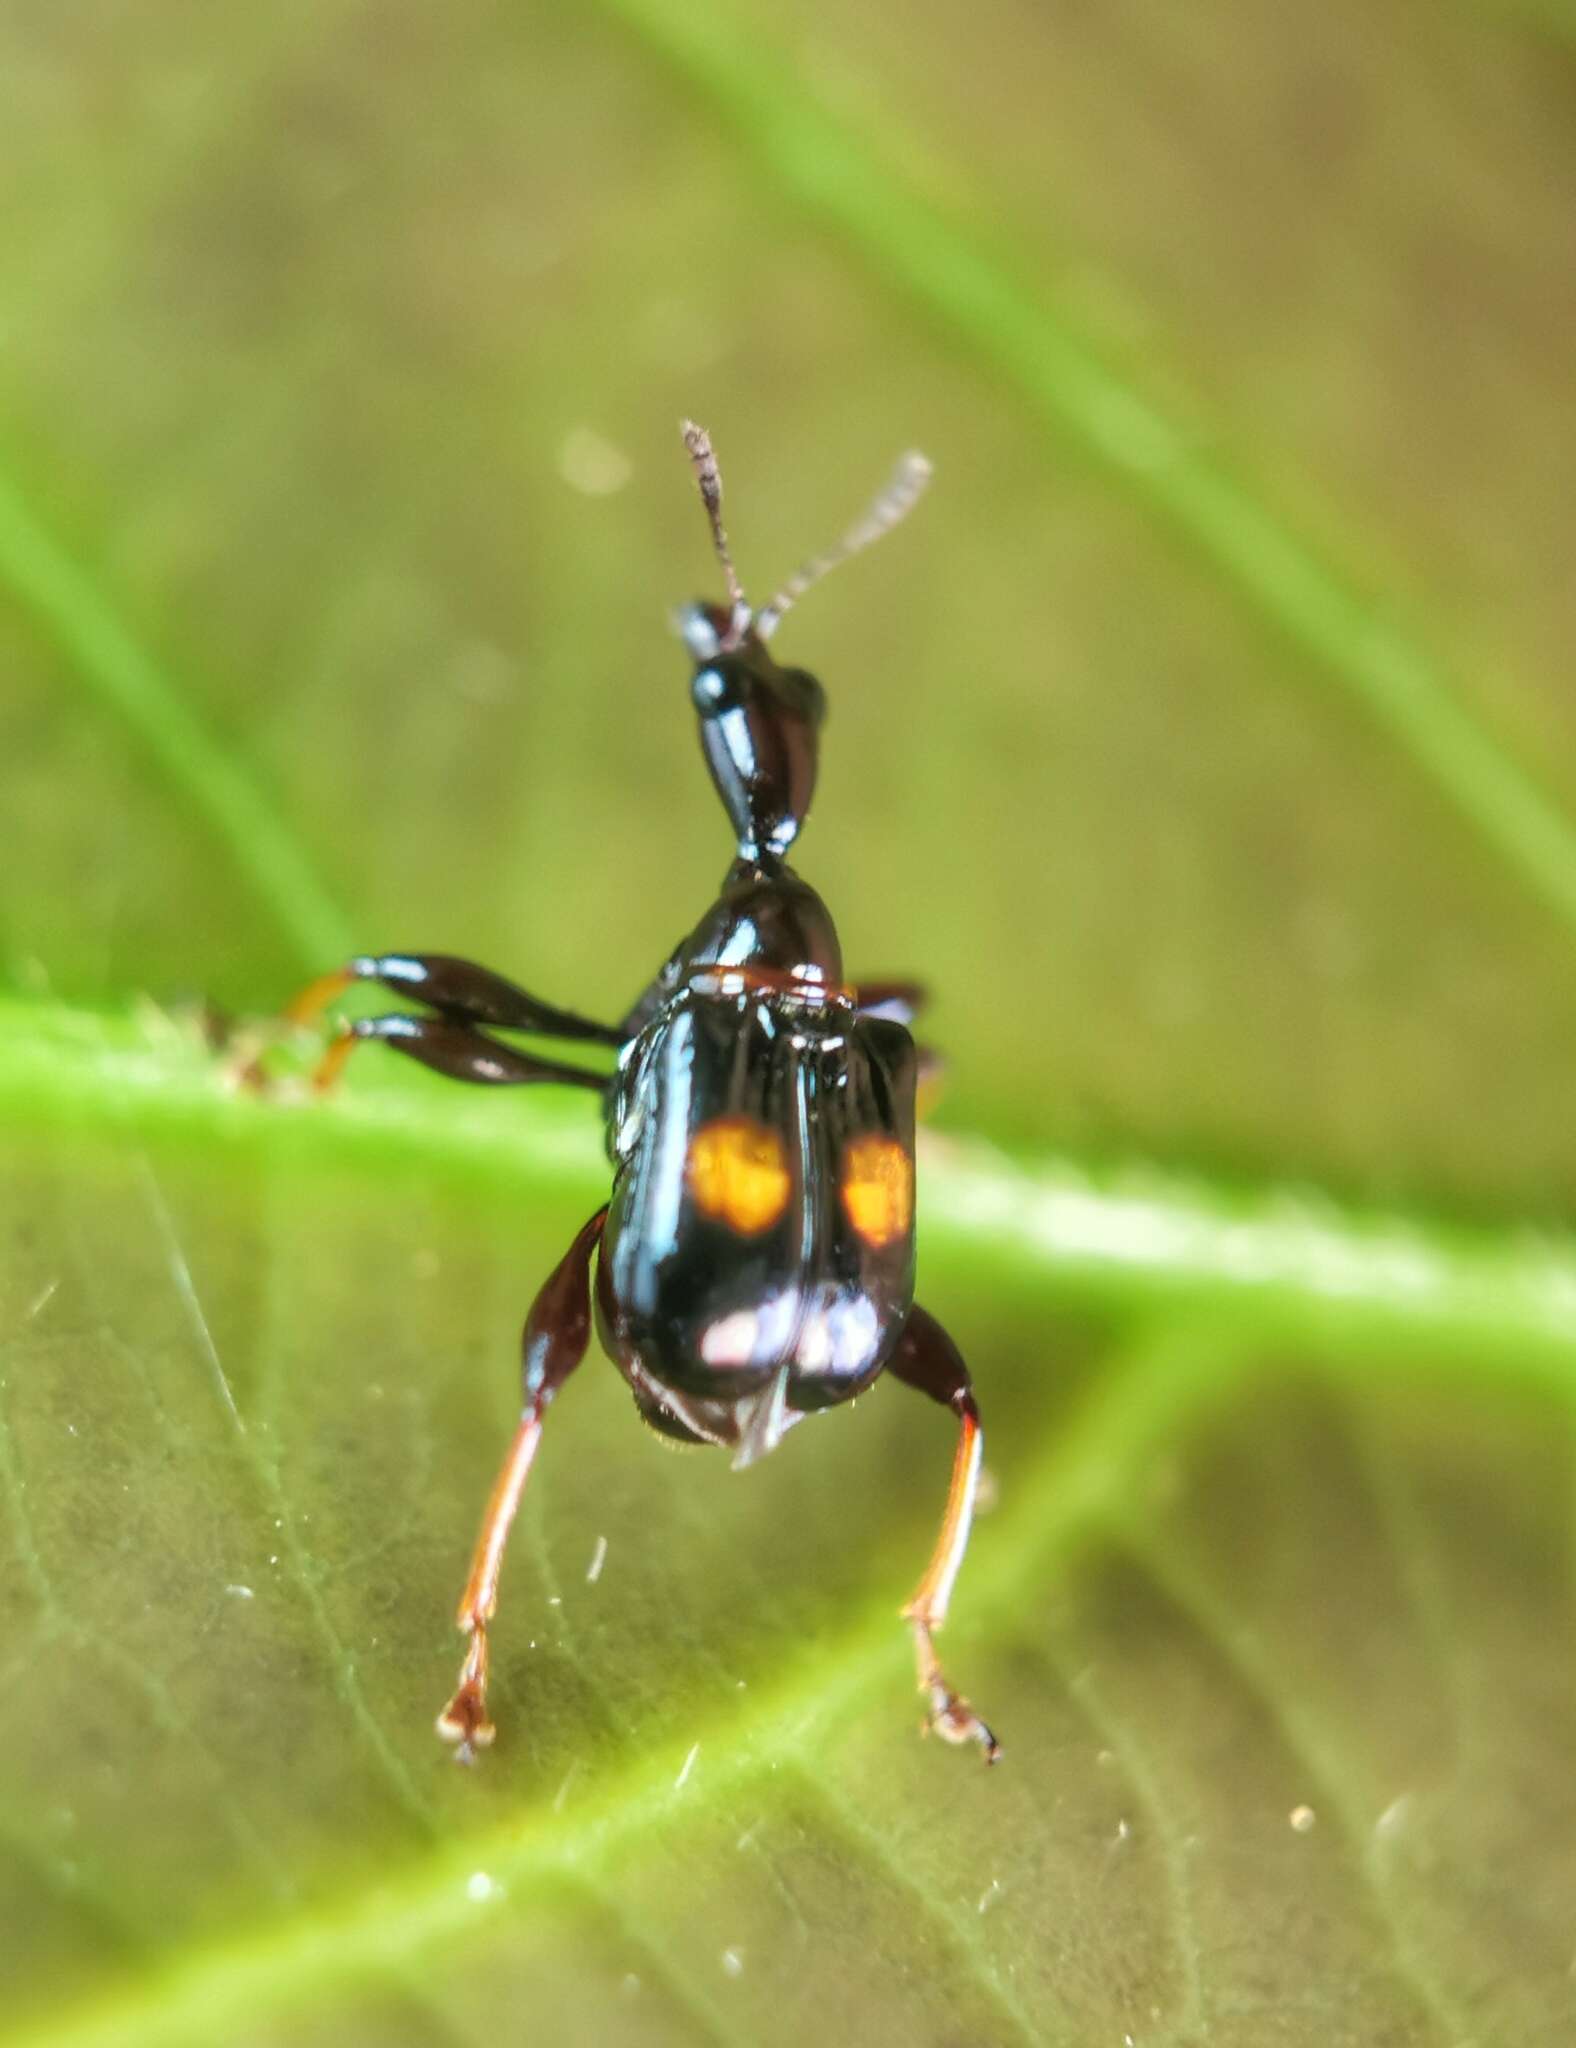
[{"left": 3, "top": 3, "right": 1575, "bottom": 2044}]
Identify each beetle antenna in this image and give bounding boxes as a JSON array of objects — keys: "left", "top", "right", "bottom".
[
  {"left": 681, "top": 420, "right": 749, "bottom": 641},
  {"left": 755, "top": 451, "right": 932, "bottom": 640}
]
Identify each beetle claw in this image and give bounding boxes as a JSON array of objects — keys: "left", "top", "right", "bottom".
[
  {"left": 922, "top": 1679, "right": 1002, "bottom": 1764},
  {"left": 436, "top": 1630, "right": 495, "bottom": 1760},
  {"left": 909, "top": 1616, "right": 1001, "bottom": 1762},
  {"left": 436, "top": 1683, "right": 495, "bottom": 1761}
]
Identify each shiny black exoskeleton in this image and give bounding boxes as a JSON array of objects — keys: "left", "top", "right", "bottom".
[
  {"left": 601, "top": 605, "right": 918, "bottom": 1461},
  {"left": 279, "top": 425, "right": 999, "bottom": 1766}
]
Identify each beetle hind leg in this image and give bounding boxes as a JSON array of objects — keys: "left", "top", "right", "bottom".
[
  {"left": 437, "top": 1205, "right": 607, "bottom": 1761},
  {"left": 889, "top": 1304, "right": 1001, "bottom": 1763}
]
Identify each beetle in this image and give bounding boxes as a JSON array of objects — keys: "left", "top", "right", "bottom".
[{"left": 280, "top": 424, "right": 1000, "bottom": 1764}]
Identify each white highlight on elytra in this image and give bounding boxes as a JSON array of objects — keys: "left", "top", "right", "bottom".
[
  {"left": 794, "top": 1313, "right": 832, "bottom": 1373},
  {"left": 700, "top": 1309, "right": 759, "bottom": 1368}
]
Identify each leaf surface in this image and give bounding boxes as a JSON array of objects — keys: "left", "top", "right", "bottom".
[{"left": 2, "top": 2, "right": 1574, "bottom": 2042}]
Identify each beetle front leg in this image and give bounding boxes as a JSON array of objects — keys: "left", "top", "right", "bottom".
[
  {"left": 437, "top": 1204, "right": 608, "bottom": 1761},
  {"left": 888, "top": 1304, "right": 1001, "bottom": 1763},
  {"left": 851, "top": 978, "right": 927, "bottom": 1026},
  {"left": 287, "top": 952, "right": 621, "bottom": 1045},
  {"left": 230, "top": 952, "right": 622, "bottom": 1091},
  {"left": 309, "top": 1014, "right": 609, "bottom": 1096},
  {"left": 847, "top": 984, "right": 945, "bottom": 1111}
]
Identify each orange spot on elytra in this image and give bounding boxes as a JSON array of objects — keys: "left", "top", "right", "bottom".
[
  {"left": 687, "top": 1118, "right": 792, "bottom": 1235},
  {"left": 840, "top": 1136, "right": 914, "bottom": 1248}
]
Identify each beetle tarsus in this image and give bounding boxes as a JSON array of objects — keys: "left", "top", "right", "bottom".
[
  {"left": 922, "top": 1683, "right": 1002, "bottom": 1764},
  {"left": 284, "top": 966, "right": 356, "bottom": 1032},
  {"left": 311, "top": 1021, "right": 359, "bottom": 1094},
  {"left": 436, "top": 1628, "right": 496, "bottom": 1760},
  {"left": 889, "top": 1314, "right": 997, "bottom": 1760},
  {"left": 910, "top": 1617, "right": 1002, "bottom": 1763}
]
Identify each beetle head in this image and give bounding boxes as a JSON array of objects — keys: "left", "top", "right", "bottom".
[
  {"left": 682, "top": 603, "right": 826, "bottom": 859},
  {"left": 676, "top": 421, "right": 930, "bottom": 861}
]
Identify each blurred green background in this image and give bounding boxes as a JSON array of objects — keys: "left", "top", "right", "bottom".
[{"left": 2, "top": 3, "right": 1574, "bottom": 2044}]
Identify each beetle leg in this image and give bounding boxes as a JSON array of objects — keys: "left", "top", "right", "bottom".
[
  {"left": 307, "top": 1014, "right": 610, "bottom": 1095},
  {"left": 852, "top": 979, "right": 927, "bottom": 1026},
  {"left": 237, "top": 953, "right": 621, "bottom": 1093},
  {"left": 848, "top": 984, "right": 942, "bottom": 1112},
  {"left": 286, "top": 953, "right": 621, "bottom": 1044},
  {"left": 914, "top": 1045, "right": 946, "bottom": 1119},
  {"left": 437, "top": 1205, "right": 608, "bottom": 1761},
  {"left": 887, "top": 1304, "right": 1001, "bottom": 1763}
]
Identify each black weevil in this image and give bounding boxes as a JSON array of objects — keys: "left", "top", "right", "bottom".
[{"left": 281, "top": 425, "right": 1000, "bottom": 1764}]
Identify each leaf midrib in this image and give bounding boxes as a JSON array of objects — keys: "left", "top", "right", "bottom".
[{"left": 8, "top": 996, "right": 1576, "bottom": 1376}]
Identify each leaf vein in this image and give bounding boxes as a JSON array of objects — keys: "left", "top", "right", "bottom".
[
  {"left": 0, "top": 1345, "right": 298, "bottom": 1909},
  {"left": 1109, "top": 1529, "right": 1468, "bottom": 2047},
  {"left": 0, "top": 466, "right": 350, "bottom": 968},
  {"left": 131, "top": 1153, "right": 438, "bottom": 1837},
  {"left": 783, "top": 1761, "right": 1047, "bottom": 2048}
]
